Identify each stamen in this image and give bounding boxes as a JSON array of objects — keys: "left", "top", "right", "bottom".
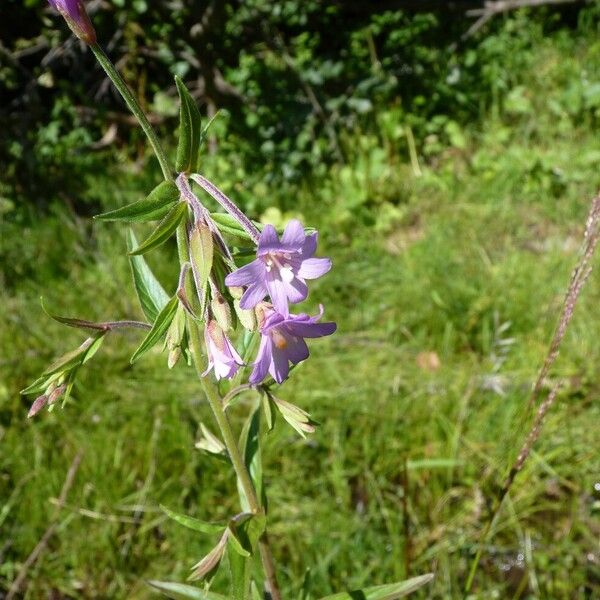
[{"left": 272, "top": 329, "right": 288, "bottom": 349}]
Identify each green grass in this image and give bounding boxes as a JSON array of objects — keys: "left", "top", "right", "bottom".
[{"left": 2, "top": 27, "right": 600, "bottom": 600}]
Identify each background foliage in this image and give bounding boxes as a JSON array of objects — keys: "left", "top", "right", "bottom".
[{"left": 1, "top": 1, "right": 600, "bottom": 598}]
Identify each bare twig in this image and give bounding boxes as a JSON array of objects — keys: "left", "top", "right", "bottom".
[
  {"left": 467, "top": 0, "right": 583, "bottom": 17},
  {"left": 7, "top": 452, "right": 83, "bottom": 600},
  {"left": 462, "top": 0, "right": 586, "bottom": 40}
]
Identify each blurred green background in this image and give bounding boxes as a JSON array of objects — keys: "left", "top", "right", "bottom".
[{"left": 2, "top": 1, "right": 600, "bottom": 598}]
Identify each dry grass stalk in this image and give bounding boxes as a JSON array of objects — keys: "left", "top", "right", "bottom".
[{"left": 466, "top": 192, "right": 600, "bottom": 592}]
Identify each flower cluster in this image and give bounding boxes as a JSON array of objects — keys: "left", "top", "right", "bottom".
[{"left": 204, "top": 218, "right": 336, "bottom": 384}]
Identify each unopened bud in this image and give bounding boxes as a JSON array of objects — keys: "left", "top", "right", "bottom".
[
  {"left": 48, "top": 0, "right": 97, "bottom": 45},
  {"left": 168, "top": 347, "right": 182, "bottom": 370},
  {"left": 28, "top": 394, "right": 49, "bottom": 418},
  {"left": 48, "top": 384, "right": 67, "bottom": 405},
  {"left": 228, "top": 286, "right": 244, "bottom": 300},
  {"left": 189, "top": 223, "right": 214, "bottom": 313},
  {"left": 210, "top": 291, "right": 233, "bottom": 332},
  {"left": 234, "top": 299, "right": 256, "bottom": 331},
  {"left": 165, "top": 304, "right": 186, "bottom": 368}
]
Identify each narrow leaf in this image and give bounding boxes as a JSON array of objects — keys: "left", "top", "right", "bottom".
[
  {"left": 147, "top": 580, "right": 227, "bottom": 600},
  {"left": 317, "top": 574, "right": 434, "bottom": 600},
  {"left": 130, "top": 296, "right": 178, "bottom": 363},
  {"left": 227, "top": 536, "right": 250, "bottom": 600},
  {"left": 129, "top": 202, "right": 187, "bottom": 256},
  {"left": 209, "top": 212, "right": 266, "bottom": 241},
  {"left": 127, "top": 229, "right": 170, "bottom": 322},
  {"left": 175, "top": 76, "right": 202, "bottom": 173},
  {"left": 43, "top": 333, "right": 106, "bottom": 376},
  {"left": 160, "top": 505, "right": 224, "bottom": 535},
  {"left": 95, "top": 181, "right": 180, "bottom": 222},
  {"left": 226, "top": 527, "right": 251, "bottom": 558}
]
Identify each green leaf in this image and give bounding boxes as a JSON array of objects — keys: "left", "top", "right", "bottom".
[
  {"left": 227, "top": 535, "right": 250, "bottom": 600},
  {"left": 129, "top": 202, "right": 188, "bottom": 256},
  {"left": 43, "top": 333, "right": 106, "bottom": 377},
  {"left": 95, "top": 181, "right": 180, "bottom": 222},
  {"left": 130, "top": 296, "right": 179, "bottom": 363},
  {"left": 175, "top": 76, "right": 202, "bottom": 173},
  {"left": 317, "top": 574, "right": 434, "bottom": 600},
  {"left": 160, "top": 505, "right": 224, "bottom": 535},
  {"left": 147, "top": 580, "right": 227, "bottom": 600},
  {"left": 208, "top": 212, "right": 265, "bottom": 241},
  {"left": 226, "top": 527, "right": 251, "bottom": 558},
  {"left": 20, "top": 372, "right": 61, "bottom": 396},
  {"left": 127, "top": 229, "right": 170, "bottom": 322}
]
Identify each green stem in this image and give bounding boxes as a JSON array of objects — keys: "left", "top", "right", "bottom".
[
  {"left": 90, "top": 43, "right": 173, "bottom": 181},
  {"left": 177, "top": 224, "right": 282, "bottom": 600},
  {"left": 90, "top": 37, "right": 281, "bottom": 599}
]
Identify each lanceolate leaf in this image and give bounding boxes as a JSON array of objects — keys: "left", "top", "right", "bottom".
[
  {"left": 175, "top": 76, "right": 202, "bottom": 173},
  {"left": 209, "top": 212, "right": 256, "bottom": 241},
  {"left": 160, "top": 505, "right": 224, "bottom": 535},
  {"left": 43, "top": 333, "right": 106, "bottom": 376},
  {"left": 130, "top": 296, "right": 179, "bottom": 363},
  {"left": 147, "top": 580, "right": 227, "bottom": 600},
  {"left": 95, "top": 181, "right": 180, "bottom": 222},
  {"left": 127, "top": 229, "right": 170, "bottom": 322},
  {"left": 129, "top": 202, "right": 188, "bottom": 256},
  {"left": 237, "top": 408, "right": 263, "bottom": 512},
  {"left": 317, "top": 574, "right": 435, "bottom": 600}
]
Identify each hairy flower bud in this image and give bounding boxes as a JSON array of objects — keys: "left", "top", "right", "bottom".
[
  {"left": 210, "top": 290, "right": 233, "bottom": 332},
  {"left": 234, "top": 299, "right": 256, "bottom": 331},
  {"left": 48, "top": 0, "right": 97, "bottom": 45},
  {"left": 165, "top": 304, "right": 186, "bottom": 369}
]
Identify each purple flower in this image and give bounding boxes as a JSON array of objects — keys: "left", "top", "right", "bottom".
[
  {"left": 203, "top": 321, "right": 243, "bottom": 380},
  {"left": 48, "top": 0, "right": 96, "bottom": 44},
  {"left": 225, "top": 219, "right": 331, "bottom": 316},
  {"left": 249, "top": 305, "right": 336, "bottom": 384}
]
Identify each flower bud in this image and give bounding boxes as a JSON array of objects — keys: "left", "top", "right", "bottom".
[
  {"left": 234, "top": 299, "right": 256, "bottom": 331},
  {"left": 48, "top": 0, "right": 97, "bottom": 45},
  {"left": 210, "top": 290, "right": 233, "bottom": 332},
  {"left": 165, "top": 304, "right": 186, "bottom": 369},
  {"left": 228, "top": 286, "right": 244, "bottom": 300}
]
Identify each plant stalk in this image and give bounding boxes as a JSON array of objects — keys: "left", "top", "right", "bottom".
[
  {"left": 90, "top": 43, "right": 173, "bottom": 182},
  {"left": 177, "top": 224, "right": 282, "bottom": 600},
  {"left": 90, "top": 41, "right": 281, "bottom": 600}
]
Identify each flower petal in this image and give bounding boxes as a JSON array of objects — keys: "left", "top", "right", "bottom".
[
  {"left": 257, "top": 224, "right": 281, "bottom": 255},
  {"left": 285, "top": 336, "right": 310, "bottom": 365},
  {"left": 225, "top": 259, "right": 264, "bottom": 287},
  {"left": 284, "top": 277, "right": 308, "bottom": 304},
  {"left": 281, "top": 219, "right": 305, "bottom": 248},
  {"left": 297, "top": 257, "right": 332, "bottom": 280},
  {"left": 270, "top": 344, "right": 290, "bottom": 383},
  {"left": 239, "top": 282, "right": 268, "bottom": 310},
  {"left": 286, "top": 320, "right": 337, "bottom": 339},
  {"left": 267, "top": 278, "right": 289, "bottom": 316},
  {"left": 249, "top": 336, "right": 272, "bottom": 384},
  {"left": 300, "top": 232, "right": 318, "bottom": 258}
]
